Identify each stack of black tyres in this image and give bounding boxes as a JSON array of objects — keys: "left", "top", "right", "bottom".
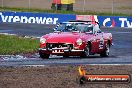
[
  {"left": 61, "top": 4, "right": 73, "bottom": 11},
  {"left": 51, "top": 0, "right": 73, "bottom": 11},
  {"left": 51, "top": 3, "right": 62, "bottom": 10}
]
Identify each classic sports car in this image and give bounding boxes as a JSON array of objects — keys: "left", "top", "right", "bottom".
[{"left": 39, "top": 20, "right": 112, "bottom": 59}]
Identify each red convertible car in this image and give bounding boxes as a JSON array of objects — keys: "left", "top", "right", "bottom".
[{"left": 39, "top": 21, "right": 112, "bottom": 59}]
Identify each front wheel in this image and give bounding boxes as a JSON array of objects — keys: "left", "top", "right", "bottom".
[
  {"left": 39, "top": 51, "right": 50, "bottom": 59},
  {"left": 100, "top": 43, "right": 110, "bottom": 57},
  {"left": 81, "top": 45, "right": 90, "bottom": 58}
]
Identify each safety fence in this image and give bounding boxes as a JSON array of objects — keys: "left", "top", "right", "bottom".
[
  {"left": 0, "top": 0, "right": 132, "bottom": 14},
  {"left": 0, "top": 11, "right": 132, "bottom": 28}
]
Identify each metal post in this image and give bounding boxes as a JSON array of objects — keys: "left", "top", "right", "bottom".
[
  {"left": 112, "top": 0, "right": 114, "bottom": 14},
  {"left": 28, "top": 0, "right": 30, "bottom": 10},
  {"left": 83, "top": 0, "right": 86, "bottom": 12},
  {"left": 56, "top": 0, "right": 58, "bottom": 11},
  {"left": 1, "top": 0, "right": 3, "bottom": 8}
]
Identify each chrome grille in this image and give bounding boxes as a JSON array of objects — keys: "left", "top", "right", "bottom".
[{"left": 46, "top": 43, "right": 73, "bottom": 49}]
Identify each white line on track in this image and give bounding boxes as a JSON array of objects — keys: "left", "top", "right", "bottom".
[
  {"left": 114, "top": 32, "right": 132, "bottom": 34},
  {"left": 87, "top": 64, "right": 132, "bottom": 65},
  {"left": 22, "top": 65, "right": 45, "bottom": 67},
  {"left": 21, "top": 64, "right": 132, "bottom": 67},
  {"left": 0, "top": 33, "right": 40, "bottom": 39},
  {"left": 0, "top": 33, "right": 16, "bottom": 35}
]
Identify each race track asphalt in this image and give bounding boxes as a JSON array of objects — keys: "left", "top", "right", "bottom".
[{"left": 0, "top": 23, "right": 132, "bottom": 66}]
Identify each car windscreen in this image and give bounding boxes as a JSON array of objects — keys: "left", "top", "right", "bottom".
[
  {"left": 76, "top": 24, "right": 93, "bottom": 33},
  {"left": 56, "top": 23, "right": 77, "bottom": 32},
  {"left": 55, "top": 23, "right": 93, "bottom": 34}
]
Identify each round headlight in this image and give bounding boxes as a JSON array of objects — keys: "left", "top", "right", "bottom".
[
  {"left": 76, "top": 39, "right": 83, "bottom": 45},
  {"left": 40, "top": 37, "right": 46, "bottom": 44}
]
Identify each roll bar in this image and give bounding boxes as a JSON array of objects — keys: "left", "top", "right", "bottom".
[
  {"left": 69, "top": 20, "right": 100, "bottom": 28},
  {"left": 69, "top": 20, "right": 99, "bottom": 25}
]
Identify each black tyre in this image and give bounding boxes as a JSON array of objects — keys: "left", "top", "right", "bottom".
[
  {"left": 39, "top": 51, "right": 50, "bottom": 59},
  {"left": 81, "top": 44, "right": 90, "bottom": 58},
  {"left": 100, "top": 43, "right": 110, "bottom": 57}
]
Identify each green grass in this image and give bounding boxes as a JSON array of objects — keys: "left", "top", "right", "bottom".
[
  {"left": 0, "top": 34, "right": 39, "bottom": 55},
  {"left": 0, "top": 7, "right": 132, "bottom": 16}
]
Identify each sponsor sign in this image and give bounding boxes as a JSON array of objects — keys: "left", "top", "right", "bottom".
[
  {"left": 0, "top": 12, "right": 131, "bottom": 28},
  {"left": 76, "top": 15, "right": 98, "bottom": 21},
  {"left": 76, "top": 15, "right": 99, "bottom": 25},
  {"left": 61, "top": 0, "right": 75, "bottom": 4},
  {"left": 81, "top": 74, "right": 130, "bottom": 83},
  {"left": 78, "top": 66, "right": 131, "bottom": 84},
  {"left": 97, "top": 16, "right": 132, "bottom": 28},
  {"left": 0, "top": 11, "right": 76, "bottom": 24},
  {"left": 53, "top": 0, "right": 61, "bottom": 4},
  {"left": 76, "top": 15, "right": 132, "bottom": 28}
]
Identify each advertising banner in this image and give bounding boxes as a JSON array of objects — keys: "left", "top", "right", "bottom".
[
  {"left": 0, "top": 11, "right": 76, "bottom": 24},
  {"left": 97, "top": 16, "right": 132, "bottom": 28},
  {"left": 76, "top": 15, "right": 95, "bottom": 21},
  {"left": 53, "top": 0, "right": 61, "bottom": 4},
  {"left": 76, "top": 15, "right": 98, "bottom": 24},
  {"left": 61, "top": 0, "right": 75, "bottom": 4},
  {"left": 0, "top": 11, "right": 131, "bottom": 28},
  {"left": 76, "top": 15, "right": 132, "bottom": 28}
]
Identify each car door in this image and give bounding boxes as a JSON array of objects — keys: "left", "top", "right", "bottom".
[
  {"left": 86, "top": 26, "right": 98, "bottom": 53},
  {"left": 93, "top": 25, "right": 105, "bottom": 52},
  {"left": 95, "top": 32, "right": 105, "bottom": 53}
]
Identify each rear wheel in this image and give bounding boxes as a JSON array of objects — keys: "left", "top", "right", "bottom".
[
  {"left": 39, "top": 51, "right": 50, "bottom": 59},
  {"left": 100, "top": 43, "right": 110, "bottom": 57}
]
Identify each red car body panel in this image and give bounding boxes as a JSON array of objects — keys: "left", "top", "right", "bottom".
[{"left": 39, "top": 31, "right": 112, "bottom": 56}]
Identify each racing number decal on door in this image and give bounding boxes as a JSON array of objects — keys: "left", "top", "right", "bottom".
[{"left": 99, "top": 38, "right": 104, "bottom": 49}]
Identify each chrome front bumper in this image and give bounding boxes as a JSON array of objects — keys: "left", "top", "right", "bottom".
[{"left": 38, "top": 48, "right": 84, "bottom": 52}]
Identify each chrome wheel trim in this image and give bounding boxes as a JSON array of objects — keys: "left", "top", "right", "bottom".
[{"left": 84, "top": 46, "right": 90, "bottom": 57}]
